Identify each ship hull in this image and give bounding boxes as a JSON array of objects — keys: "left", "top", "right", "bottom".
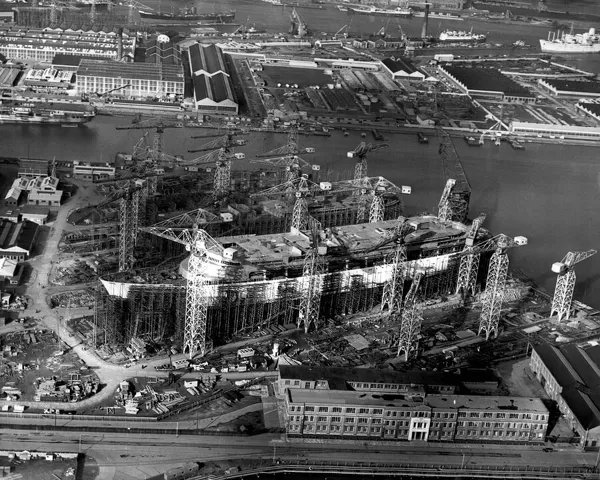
[
  {"left": 348, "top": 7, "right": 412, "bottom": 17},
  {"left": 0, "top": 115, "right": 93, "bottom": 125},
  {"left": 539, "top": 39, "right": 600, "bottom": 53},
  {"left": 138, "top": 10, "right": 235, "bottom": 22}
]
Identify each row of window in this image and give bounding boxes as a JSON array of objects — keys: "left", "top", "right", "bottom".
[
  {"left": 298, "top": 405, "right": 384, "bottom": 415},
  {"left": 458, "top": 421, "right": 544, "bottom": 429},
  {"left": 458, "top": 411, "right": 543, "bottom": 421},
  {"left": 512, "top": 128, "right": 600, "bottom": 138},
  {"left": 455, "top": 429, "right": 542, "bottom": 438}
]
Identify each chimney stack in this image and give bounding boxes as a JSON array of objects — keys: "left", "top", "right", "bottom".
[
  {"left": 117, "top": 27, "right": 123, "bottom": 61},
  {"left": 421, "top": 3, "right": 430, "bottom": 39}
]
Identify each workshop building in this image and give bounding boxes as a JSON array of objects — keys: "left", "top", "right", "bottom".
[{"left": 531, "top": 342, "right": 600, "bottom": 447}]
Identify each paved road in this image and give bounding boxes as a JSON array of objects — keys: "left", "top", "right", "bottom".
[{"left": 0, "top": 431, "right": 595, "bottom": 480}]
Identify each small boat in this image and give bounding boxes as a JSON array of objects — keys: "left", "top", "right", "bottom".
[
  {"left": 337, "top": 4, "right": 347, "bottom": 11},
  {"left": 464, "top": 136, "right": 481, "bottom": 147},
  {"left": 417, "top": 132, "right": 429, "bottom": 144}
]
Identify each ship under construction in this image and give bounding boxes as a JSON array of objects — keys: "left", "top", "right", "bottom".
[{"left": 91, "top": 126, "right": 505, "bottom": 358}]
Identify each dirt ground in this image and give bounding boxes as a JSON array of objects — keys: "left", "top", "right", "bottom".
[
  {"left": 0, "top": 457, "right": 78, "bottom": 480},
  {"left": 496, "top": 357, "right": 549, "bottom": 398}
]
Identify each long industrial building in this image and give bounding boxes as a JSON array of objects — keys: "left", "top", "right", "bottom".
[
  {"left": 0, "top": 27, "right": 135, "bottom": 62},
  {"left": 76, "top": 60, "right": 185, "bottom": 99}
]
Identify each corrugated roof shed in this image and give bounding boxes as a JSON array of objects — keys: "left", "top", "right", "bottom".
[
  {"left": 188, "top": 43, "right": 226, "bottom": 75},
  {"left": 194, "top": 72, "right": 235, "bottom": 104},
  {"left": 546, "top": 79, "right": 600, "bottom": 94},
  {"left": 445, "top": 66, "right": 534, "bottom": 98},
  {"left": 0, "top": 219, "right": 38, "bottom": 252},
  {"left": 78, "top": 59, "right": 184, "bottom": 83},
  {"left": 382, "top": 57, "right": 419, "bottom": 75}
]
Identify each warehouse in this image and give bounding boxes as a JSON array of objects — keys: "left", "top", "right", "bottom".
[
  {"left": 577, "top": 102, "right": 600, "bottom": 121},
  {"left": 0, "top": 219, "right": 39, "bottom": 261},
  {"left": 381, "top": 57, "right": 426, "bottom": 82},
  {"left": 439, "top": 66, "right": 535, "bottom": 103},
  {"left": 76, "top": 60, "right": 184, "bottom": 100},
  {"left": 0, "top": 27, "right": 135, "bottom": 63},
  {"left": 186, "top": 43, "right": 238, "bottom": 114},
  {"left": 538, "top": 79, "right": 600, "bottom": 98},
  {"left": 0, "top": 66, "right": 21, "bottom": 87},
  {"left": 531, "top": 342, "right": 600, "bottom": 446}
]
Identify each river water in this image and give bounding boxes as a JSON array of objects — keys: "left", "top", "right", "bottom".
[
  {"left": 2, "top": 0, "right": 600, "bottom": 309},
  {"left": 3, "top": 115, "right": 599, "bottom": 309}
]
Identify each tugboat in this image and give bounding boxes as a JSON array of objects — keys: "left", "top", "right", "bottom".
[
  {"left": 417, "top": 132, "right": 429, "bottom": 144},
  {"left": 464, "top": 135, "right": 482, "bottom": 146}
]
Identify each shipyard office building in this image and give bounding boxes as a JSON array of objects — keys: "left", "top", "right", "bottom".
[{"left": 280, "top": 366, "right": 549, "bottom": 443}]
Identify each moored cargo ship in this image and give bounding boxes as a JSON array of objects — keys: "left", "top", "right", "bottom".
[
  {"left": 539, "top": 28, "right": 600, "bottom": 54},
  {"left": 348, "top": 5, "right": 412, "bottom": 17},
  {"left": 138, "top": 7, "right": 235, "bottom": 22},
  {"left": 0, "top": 100, "right": 96, "bottom": 125},
  {"left": 439, "top": 29, "right": 486, "bottom": 42}
]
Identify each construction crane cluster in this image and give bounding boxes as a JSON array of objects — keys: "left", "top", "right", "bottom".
[{"left": 92, "top": 118, "right": 599, "bottom": 366}]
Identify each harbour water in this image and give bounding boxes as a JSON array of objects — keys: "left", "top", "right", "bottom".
[{"left": 3, "top": 116, "right": 600, "bottom": 309}]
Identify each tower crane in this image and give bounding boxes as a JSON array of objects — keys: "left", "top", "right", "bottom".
[
  {"left": 116, "top": 118, "right": 183, "bottom": 169},
  {"left": 436, "top": 127, "right": 471, "bottom": 223},
  {"left": 298, "top": 220, "right": 324, "bottom": 333},
  {"left": 397, "top": 269, "right": 425, "bottom": 360},
  {"left": 455, "top": 213, "right": 487, "bottom": 299},
  {"left": 381, "top": 218, "right": 411, "bottom": 313},
  {"left": 140, "top": 208, "right": 225, "bottom": 358},
  {"left": 255, "top": 125, "right": 314, "bottom": 158},
  {"left": 252, "top": 175, "right": 405, "bottom": 232},
  {"left": 177, "top": 145, "right": 245, "bottom": 199},
  {"left": 463, "top": 233, "right": 528, "bottom": 339},
  {"left": 437, "top": 178, "right": 456, "bottom": 222},
  {"left": 188, "top": 130, "right": 247, "bottom": 154},
  {"left": 126, "top": 0, "right": 153, "bottom": 25},
  {"left": 251, "top": 154, "right": 318, "bottom": 183},
  {"left": 347, "top": 142, "right": 389, "bottom": 184},
  {"left": 93, "top": 180, "right": 146, "bottom": 272},
  {"left": 550, "top": 249, "right": 597, "bottom": 322}
]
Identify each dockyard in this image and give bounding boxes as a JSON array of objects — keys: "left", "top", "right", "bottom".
[{"left": 0, "top": 0, "right": 600, "bottom": 479}]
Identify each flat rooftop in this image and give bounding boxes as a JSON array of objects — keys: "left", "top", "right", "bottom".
[
  {"left": 220, "top": 215, "right": 468, "bottom": 265},
  {"left": 78, "top": 60, "right": 184, "bottom": 83},
  {"left": 279, "top": 365, "right": 460, "bottom": 389},
  {"left": 288, "top": 389, "right": 548, "bottom": 413}
]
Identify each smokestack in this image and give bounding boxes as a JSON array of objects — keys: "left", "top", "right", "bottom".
[
  {"left": 117, "top": 27, "right": 123, "bottom": 61},
  {"left": 421, "top": 3, "right": 429, "bottom": 39}
]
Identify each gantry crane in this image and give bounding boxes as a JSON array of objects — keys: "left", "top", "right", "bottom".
[
  {"left": 298, "top": 220, "right": 324, "bottom": 333},
  {"left": 116, "top": 118, "right": 183, "bottom": 169},
  {"left": 436, "top": 127, "right": 471, "bottom": 223},
  {"left": 381, "top": 218, "right": 411, "bottom": 313},
  {"left": 466, "top": 233, "right": 528, "bottom": 339},
  {"left": 455, "top": 213, "right": 487, "bottom": 299},
  {"left": 140, "top": 208, "right": 226, "bottom": 358},
  {"left": 397, "top": 269, "right": 425, "bottom": 360},
  {"left": 550, "top": 249, "right": 597, "bottom": 321},
  {"left": 347, "top": 142, "right": 389, "bottom": 184}
]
